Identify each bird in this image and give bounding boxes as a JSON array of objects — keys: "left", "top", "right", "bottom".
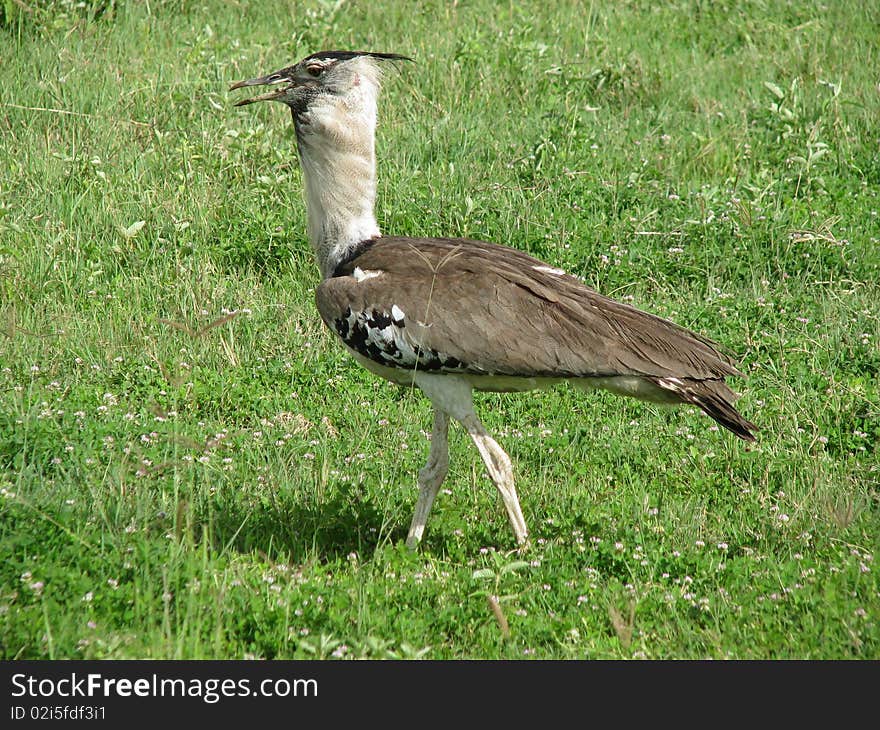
[{"left": 230, "top": 50, "right": 757, "bottom": 549}]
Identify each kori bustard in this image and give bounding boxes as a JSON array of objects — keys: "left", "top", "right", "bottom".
[{"left": 230, "top": 50, "right": 756, "bottom": 548}]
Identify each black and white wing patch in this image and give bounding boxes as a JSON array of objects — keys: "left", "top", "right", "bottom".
[{"left": 330, "top": 303, "right": 468, "bottom": 373}]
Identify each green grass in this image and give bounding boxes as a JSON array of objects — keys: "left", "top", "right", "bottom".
[{"left": 1, "top": 0, "right": 878, "bottom": 659}]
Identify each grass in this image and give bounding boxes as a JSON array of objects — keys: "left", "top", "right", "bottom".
[{"left": 0, "top": 0, "right": 878, "bottom": 659}]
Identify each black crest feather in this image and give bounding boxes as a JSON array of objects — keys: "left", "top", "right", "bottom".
[{"left": 304, "top": 50, "right": 413, "bottom": 64}]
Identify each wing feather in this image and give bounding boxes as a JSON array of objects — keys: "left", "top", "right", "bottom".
[{"left": 316, "top": 237, "right": 742, "bottom": 381}]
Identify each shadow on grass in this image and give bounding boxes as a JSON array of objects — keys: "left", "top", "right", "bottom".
[{"left": 205, "top": 490, "right": 393, "bottom": 562}]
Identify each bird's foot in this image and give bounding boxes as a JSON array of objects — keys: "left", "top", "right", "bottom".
[{"left": 404, "top": 531, "right": 422, "bottom": 551}]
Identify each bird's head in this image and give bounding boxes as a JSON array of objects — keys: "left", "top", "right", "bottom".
[{"left": 229, "top": 50, "right": 411, "bottom": 116}]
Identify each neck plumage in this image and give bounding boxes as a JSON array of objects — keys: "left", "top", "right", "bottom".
[{"left": 294, "top": 89, "right": 381, "bottom": 279}]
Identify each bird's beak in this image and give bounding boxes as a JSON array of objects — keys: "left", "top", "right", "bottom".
[{"left": 229, "top": 72, "right": 292, "bottom": 107}]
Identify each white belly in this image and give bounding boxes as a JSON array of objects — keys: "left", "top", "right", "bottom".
[{"left": 346, "top": 348, "right": 676, "bottom": 402}]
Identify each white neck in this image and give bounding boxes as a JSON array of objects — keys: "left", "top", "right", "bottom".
[{"left": 295, "top": 75, "right": 382, "bottom": 278}]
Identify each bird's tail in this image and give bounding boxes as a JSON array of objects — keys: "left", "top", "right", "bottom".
[{"left": 648, "top": 376, "right": 758, "bottom": 442}]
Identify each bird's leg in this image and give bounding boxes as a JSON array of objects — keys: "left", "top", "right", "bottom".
[
  {"left": 405, "top": 409, "right": 450, "bottom": 549},
  {"left": 413, "top": 373, "right": 529, "bottom": 547},
  {"left": 460, "top": 413, "right": 529, "bottom": 546}
]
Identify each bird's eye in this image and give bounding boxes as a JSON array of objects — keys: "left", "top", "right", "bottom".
[{"left": 306, "top": 64, "right": 324, "bottom": 78}]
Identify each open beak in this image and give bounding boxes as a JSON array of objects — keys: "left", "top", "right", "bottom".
[{"left": 229, "top": 72, "right": 292, "bottom": 107}]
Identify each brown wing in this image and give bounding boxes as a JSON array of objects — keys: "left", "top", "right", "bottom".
[{"left": 315, "top": 236, "right": 743, "bottom": 381}]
